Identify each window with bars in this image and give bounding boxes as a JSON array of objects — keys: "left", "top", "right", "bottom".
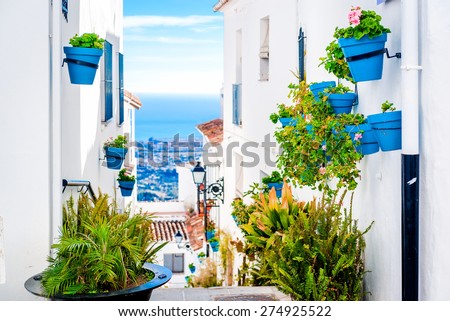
[{"left": 232, "top": 83, "right": 242, "bottom": 126}]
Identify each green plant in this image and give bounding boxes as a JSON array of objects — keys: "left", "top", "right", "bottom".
[
  {"left": 188, "top": 258, "right": 222, "bottom": 288},
  {"left": 381, "top": 100, "right": 396, "bottom": 113},
  {"left": 208, "top": 236, "right": 219, "bottom": 243},
  {"left": 104, "top": 135, "right": 127, "bottom": 149},
  {"left": 270, "top": 103, "right": 295, "bottom": 124},
  {"left": 41, "top": 193, "right": 167, "bottom": 296},
  {"left": 197, "top": 252, "right": 206, "bottom": 258},
  {"left": 323, "top": 83, "right": 352, "bottom": 95},
  {"left": 69, "top": 33, "right": 105, "bottom": 49},
  {"left": 188, "top": 263, "right": 195, "bottom": 269},
  {"left": 335, "top": 7, "right": 391, "bottom": 40},
  {"left": 319, "top": 38, "right": 354, "bottom": 83},
  {"left": 274, "top": 82, "right": 365, "bottom": 195},
  {"left": 205, "top": 218, "right": 216, "bottom": 232},
  {"left": 117, "top": 168, "right": 135, "bottom": 182},
  {"left": 240, "top": 184, "right": 373, "bottom": 301},
  {"left": 261, "top": 170, "right": 283, "bottom": 185}
]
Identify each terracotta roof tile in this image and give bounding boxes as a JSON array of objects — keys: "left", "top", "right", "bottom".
[
  {"left": 196, "top": 118, "right": 223, "bottom": 144},
  {"left": 150, "top": 219, "right": 187, "bottom": 242},
  {"left": 124, "top": 89, "right": 142, "bottom": 109}
]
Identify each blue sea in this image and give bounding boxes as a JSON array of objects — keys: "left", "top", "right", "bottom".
[{"left": 134, "top": 93, "right": 222, "bottom": 142}]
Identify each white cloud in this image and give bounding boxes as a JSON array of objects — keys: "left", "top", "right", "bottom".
[
  {"left": 124, "top": 15, "right": 222, "bottom": 29},
  {"left": 125, "top": 35, "right": 219, "bottom": 45}
]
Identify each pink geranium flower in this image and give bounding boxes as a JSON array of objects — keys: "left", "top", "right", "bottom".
[
  {"left": 354, "top": 133, "right": 363, "bottom": 141},
  {"left": 348, "top": 6, "right": 362, "bottom": 26},
  {"left": 319, "top": 166, "right": 326, "bottom": 175}
]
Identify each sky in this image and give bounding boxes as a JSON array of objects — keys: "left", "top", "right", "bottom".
[{"left": 123, "top": 0, "right": 223, "bottom": 95}]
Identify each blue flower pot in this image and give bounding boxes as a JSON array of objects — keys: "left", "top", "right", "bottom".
[
  {"left": 345, "top": 123, "right": 380, "bottom": 155},
  {"left": 206, "top": 230, "right": 216, "bottom": 240},
  {"left": 105, "top": 147, "right": 128, "bottom": 169},
  {"left": 338, "top": 33, "right": 387, "bottom": 82},
  {"left": 63, "top": 47, "right": 103, "bottom": 85},
  {"left": 118, "top": 180, "right": 135, "bottom": 197},
  {"left": 209, "top": 241, "right": 219, "bottom": 252},
  {"left": 328, "top": 93, "right": 356, "bottom": 114},
  {"left": 367, "top": 110, "right": 402, "bottom": 151},
  {"left": 279, "top": 117, "right": 298, "bottom": 128},
  {"left": 309, "top": 81, "right": 336, "bottom": 101},
  {"left": 189, "top": 266, "right": 196, "bottom": 273},
  {"left": 267, "top": 182, "right": 283, "bottom": 198}
]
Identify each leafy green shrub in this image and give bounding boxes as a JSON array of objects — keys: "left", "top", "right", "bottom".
[
  {"left": 239, "top": 184, "right": 372, "bottom": 301},
  {"left": 261, "top": 171, "right": 283, "bottom": 184},
  {"left": 41, "top": 193, "right": 166, "bottom": 296},
  {"left": 118, "top": 168, "right": 135, "bottom": 182},
  {"left": 69, "top": 33, "right": 105, "bottom": 49},
  {"left": 104, "top": 135, "right": 127, "bottom": 149}
]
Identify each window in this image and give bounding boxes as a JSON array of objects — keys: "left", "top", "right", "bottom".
[
  {"left": 103, "top": 41, "right": 113, "bottom": 122},
  {"left": 259, "top": 17, "right": 270, "bottom": 81},
  {"left": 164, "top": 253, "right": 184, "bottom": 273},
  {"left": 118, "top": 53, "right": 124, "bottom": 125},
  {"left": 232, "top": 83, "right": 242, "bottom": 126}
]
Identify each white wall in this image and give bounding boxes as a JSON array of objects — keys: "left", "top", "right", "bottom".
[
  {"left": 0, "top": 0, "right": 52, "bottom": 300},
  {"left": 0, "top": 0, "right": 128, "bottom": 300}
]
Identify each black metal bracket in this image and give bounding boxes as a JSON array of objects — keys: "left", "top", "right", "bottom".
[
  {"left": 385, "top": 48, "right": 401, "bottom": 59},
  {"left": 62, "top": 179, "right": 96, "bottom": 201},
  {"left": 62, "top": 58, "right": 98, "bottom": 69},
  {"left": 346, "top": 48, "right": 401, "bottom": 63},
  {"left": 206, "top": 177, "right": 224, "bottom": 204}
]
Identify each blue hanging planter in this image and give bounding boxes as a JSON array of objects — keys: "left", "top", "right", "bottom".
[
  {"left": 345, "top": 123, "right": 380, "bottom": 155},
  {"left": 189, "top": 265, "right": 196, "bottom": 273},
  {"left": 367, "top": 110, "right": 402, "bottom": 151},
  {"left": 206, "top": 230, "right": 216, "bottom": 240},
  {"left": 267, "top": 182, "right": 283, "bottom": 198},
  {"left": 338, "top": 33, "right": 387, "bottom": 82},
  {"left": 279, "top": 117, "right": 298, "bottom": 128},
  {"left": 63, "top": 47, "right": 103, "bottom": 85},
  {"left": 118, "top": 180, "right": 135, "bottom": 197},
  {"left": 209, "top": 241, "right": 219, "bottom": 252},
  {"left": 104, "top": 147, "right": 128, "bottom": 169},
  {"left": 328, "top": 92, "right": 356, "bottom": 114},
  {"left": 309, "top": 81, "right": 336, "bottom": 100}
]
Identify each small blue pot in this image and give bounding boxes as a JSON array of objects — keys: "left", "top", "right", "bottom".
[
  {"left": 206, "top": 230, "right": 216, "bottom": 240},
  {"left": 118, "top": 180, "right": 135, "bottom": 197},
  {"left": 345, "top": 123, "right": 380, "bottom": 155},
  {"left": 279, "top": 117, "right": 298, "bottom": 128},
  {"left": 367, "top": 110, "right": 402, "bottom": 151},
  {"left": 189, "top": 266, "right": 196, "bottom": 273},
  {"left": 267, "top": 182, "right": 283, "bottom": 198},
  {"left": 309, "top": 81, "right": 336, "bottom": 101},
  {"left": 328, "top": 93, "right": 356, "bottom": 114},
  {"left": 63, "top": 47, "right": 103, "bottom": 85},
  {"left": 338, "top": 33, "right": 387, "bottom": 82},
  {"left": 209, "top": 241, "right": 219, "bottom": 252},
  {"left": 105, "top": 147, "right": 128, "bottom": 169}
]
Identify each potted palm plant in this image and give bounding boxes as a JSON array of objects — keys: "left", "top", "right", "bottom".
[
  {"left": 24, "top": 192, "right": 171, "bottom": 300},
  {"left": 117, "top": 168, "right": 136, "bottom": 197},
  {"left": 104, "top": 135, "right": 128, "bottom": 169},
  {"left": 63, "top": 33, "right": 105, "bottom": 85}
]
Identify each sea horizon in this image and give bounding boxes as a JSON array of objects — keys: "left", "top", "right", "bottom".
[{"left": 134, "top": 92, "right": 222, "bottom": 142}]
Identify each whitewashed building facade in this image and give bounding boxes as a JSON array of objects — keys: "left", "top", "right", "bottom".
[
  {"left": 215, "top": 0, "right": 450, "bottom": 300},
  {"left": 0, "top": 0, "right": 140, "bottom": 299}
]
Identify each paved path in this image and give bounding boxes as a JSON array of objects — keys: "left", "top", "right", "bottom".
[{"left": 150, "top": 286, "right": 291, "bottom": 301}]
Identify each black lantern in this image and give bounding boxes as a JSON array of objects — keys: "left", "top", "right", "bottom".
[{"left": 191, "top": 162, "right": 206, "bottom": 185}]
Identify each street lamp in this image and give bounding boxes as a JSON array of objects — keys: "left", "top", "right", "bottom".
[
  {"left": 191, "top": 162, "right": 209, "bottom": 257},
  {"left": 174, "top": 230, "right": 191, "bottom": 250}
]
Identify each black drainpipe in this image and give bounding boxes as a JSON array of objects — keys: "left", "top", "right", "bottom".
[{"left": 402, "top": 154, "right": 419, "bottom": 300}]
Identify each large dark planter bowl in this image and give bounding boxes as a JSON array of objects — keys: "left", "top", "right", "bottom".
[{"left": 24, "top": 263, "right": 171, "bottom": 301}]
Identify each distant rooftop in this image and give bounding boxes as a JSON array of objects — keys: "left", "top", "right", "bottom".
[
  {"left": 124, "top": 89, "right": 142, "bottom": 109},
  {"left": 196, "top": 118, "right": 223, "bottom": 145},
  {"left": 151, "top": 219, "right": 187, "bottom": 242}
]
